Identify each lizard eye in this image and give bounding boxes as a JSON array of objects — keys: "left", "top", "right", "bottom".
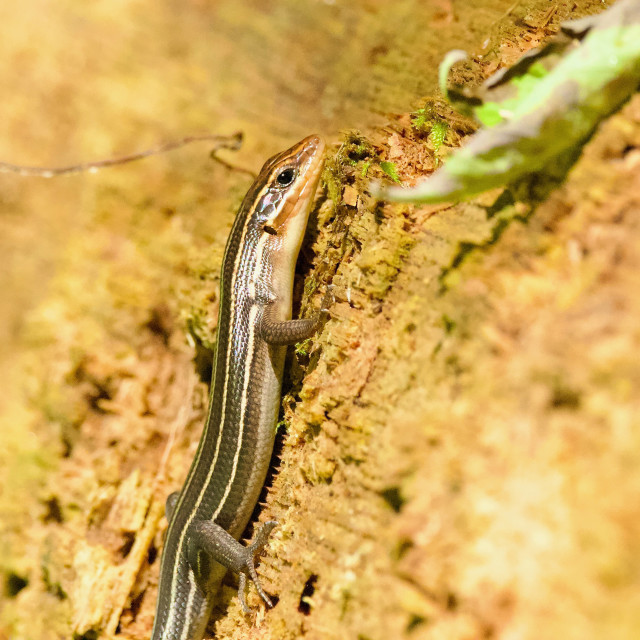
[{"left": 275, "top": 167, "right": 296, "bottom": 187}]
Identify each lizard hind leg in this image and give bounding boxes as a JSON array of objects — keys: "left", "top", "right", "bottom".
[{"left": 186, "top": 520, "right": 278, "bottom": 612}]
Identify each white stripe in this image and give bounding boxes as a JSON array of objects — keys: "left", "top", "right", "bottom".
[
  {"left": 211, "top": 304, "right": 259, "bottom": 521},
  {"left": 167, "top": 218, "right": 252, "bottom": 637},
  {"left": 209, "top": 232, "right": 269, "bottom": 523},
  {"left": 166, "top": 178, "right": 280, "bottom": 637},
  {"left": 179, "top": 573, "right": 197, "bottom": 640}
]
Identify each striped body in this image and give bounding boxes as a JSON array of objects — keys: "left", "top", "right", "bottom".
[{"left": 151, "top": 136, "right": 325, "bottom": 640}]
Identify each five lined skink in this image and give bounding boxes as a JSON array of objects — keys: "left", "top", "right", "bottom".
[{"left": 151, "top": 135, "right": 326, "bottom": 640}]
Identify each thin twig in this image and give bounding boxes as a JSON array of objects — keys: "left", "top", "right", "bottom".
[
  {"left": 209, "top": 149, "right": 257, "bottom": 178},
  {"left": 0, "top": 131, "right": 243, "bottom": 177}
]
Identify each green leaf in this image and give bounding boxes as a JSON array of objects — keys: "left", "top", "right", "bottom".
[{"left": 377, "top": 1, "right": 640, "bottom": 204}]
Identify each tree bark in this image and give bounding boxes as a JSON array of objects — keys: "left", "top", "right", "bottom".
[{"left": 0, "top": 2, "right": 638, "bottom": 640}]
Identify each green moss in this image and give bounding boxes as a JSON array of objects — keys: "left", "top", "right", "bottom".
[
  {"left": 322, "top": 153, "right": 346, "bottom": 207},
  {"left": 295, "top": 337, "right": 314, "bottom": 357},
  {"left": 411, "top": 103, "right": 437, "bottom": 132},
  {"left": 184, "top": 306, "right": 217, "bottom": 352},
  {"left": 352, "top": 210, "right": 416, "bottom": 300},
  {"left": 379, "top": 161, "right": 401, "bottom": 184},
  {"left": 322, "top": 131, "right": 375, "bottom": 205},
  {"left": 178, "top": 245, "right": 224, "bottom": 351},
  {"left": 430, "top": 120, "right": 449, "bottom": 161}
]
